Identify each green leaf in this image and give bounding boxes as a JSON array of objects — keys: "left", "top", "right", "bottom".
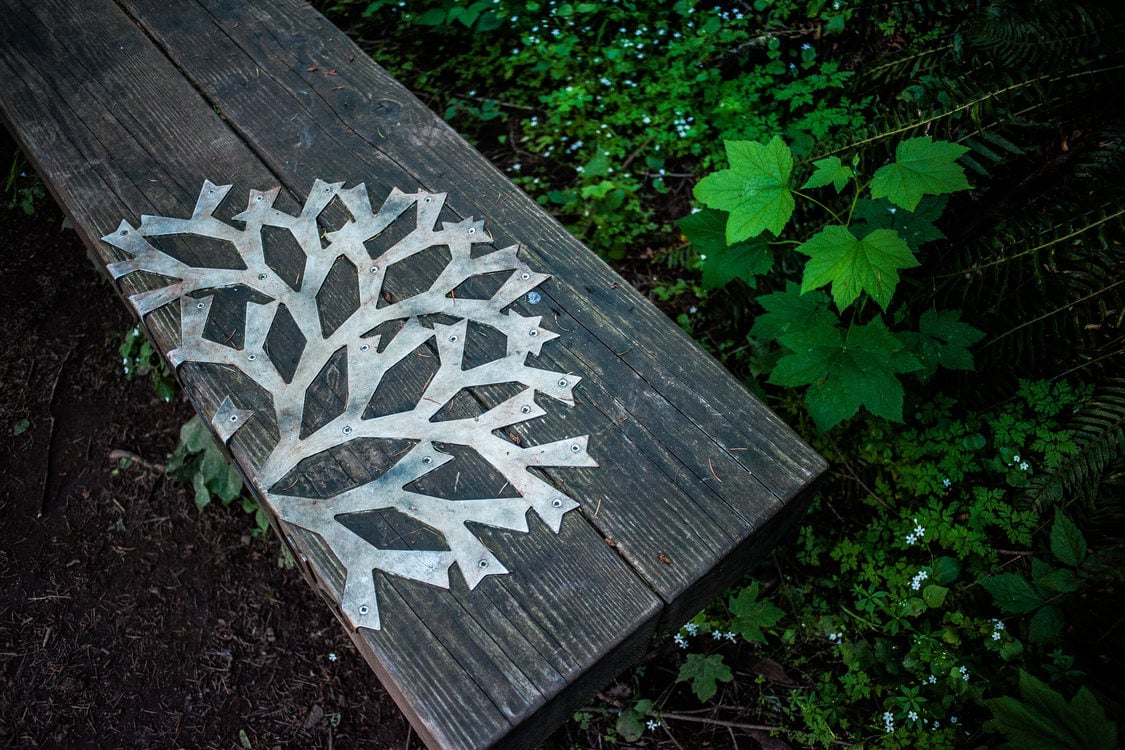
[
  {"left": 703, "top": 239, "right": 772, "bottom": 289},
  {"left": 797, "top": 226, "right": 919, "bottom": 311},
  {"left": 986, "top": 670, "right": 1117, "bottom": 750},
  {"left": 801, "top": 156, "right": 853, "bottom": 192},
  {"left": 771, "top": 317, "right": 916, "bottom": 430},
  {"left": 749, "top": 282, "right": 835, "bottom": 342},
  {"left": 728, "top": 581, "right": 785, "bottom": 644},
  {"left": 980, "top": 572, "right": 1046, "bottom": 614},
  {"left": 12, "top": 418, "right": 30, "bottom": 436},
  {"left": 1050, "top": 508, "right": 1087, "bottom": 567},
  {"left": 180, "top": 415, "right": 211, "bottom": 453},
  {"left": 192, "top": 472, "right": 212, "bottom": 511},
  {"left": 679, "top": 209, "right": 772, "bottom": 289},
  {"left": 693, "top": 136, "right": 795, "bottom": 242},
  {"left": 933, "top": 556, "right": 961, "bottom": 585},
  {"left": 870, "top": 136, "right": 971, "bottom": 211},
  {"left": 615, "top": 706, "right": 644, "bottom": 742},
  {"left": 1032, "top": 559, "right": 1080, "bottom": 594},
  {"left": 676, "top": 653, "right": 733, "bottom": 702},
  {"left": 852, "top": 196, "right": 948, "bottom": 250},
  {"left": 901, "top": 308, "right": 985, "bottom": 380},
  {"left": 922, "top": 584, "right": 948, "bottom": 608},
  {"left": 1028, "top": 604, "right": 1065, "bottom": 642}
]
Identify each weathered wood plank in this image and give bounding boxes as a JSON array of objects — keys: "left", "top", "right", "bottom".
[
  {"left": 0, "top": 0, "right": 827, "bottom": 746},
  {"left": 116, "top": 0, "right": 822, "bottom": 602}
]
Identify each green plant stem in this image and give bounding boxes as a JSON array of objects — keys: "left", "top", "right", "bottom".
[
  {"left": 982, "top": 278, "right": 1125, "bottom": 349},
  {"left": 659, "top": 712, "right": 779, "bottom": 732},
  {"left": 840, "top": 605, "right": 879, "bottom": 630},
  {"left": 793, "top": 189, "right": 844, "bottom": 225}
]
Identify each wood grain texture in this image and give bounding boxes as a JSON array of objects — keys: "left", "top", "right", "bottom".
[{"left": 0, "top": 0, "right": 827, "bottom": 747}]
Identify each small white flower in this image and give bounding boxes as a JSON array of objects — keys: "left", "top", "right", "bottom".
[
  {"left": 991, "top": 631, "right": 1001, "bottom": 641},
  {"left": 684, "top": 622, "right": 699, "bottom": 636},
  {"left": 1013, "top": 454, "right": 1021, "bottom": 462},
  {"left": 724, "top": 631, "right": 736, "bottom": 642},
  {"left": 1019, "top": 461, "right": 1030, "bottom": 471},
  {"left": 928, "top": 675, "right": 937, "bottom": 684},
  {"left": 950, "top": 715, "right": 959, "bottom": 724},
  {"left": 992, "top": 618, "right": 1005, "bottom": 632},
  {"left": 328, "top": 652, "right": 338, "bottom": 662},
  {"left": 646, "top": 719, "right": 661, "bottom": 730},
  {"left": 959, "top": 666, "right": 970, "bottom": 681},
  {"left": 943, "top": 478, "right": 952, "bottom": 488},
  {"left": 674, "top": 633, "right": 688, "bottom": 648},
  {"left": 712, "top": 630, "right": 722, "bottom": 640},
  {"left": 907, "top": 711, "right": 918, "bottom": 722}
]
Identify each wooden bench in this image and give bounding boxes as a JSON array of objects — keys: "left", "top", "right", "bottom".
[{"left": 0, "top": 1, "right": 826, "bottom": 747}]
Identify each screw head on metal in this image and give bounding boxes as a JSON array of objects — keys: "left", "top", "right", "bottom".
[
  {"left": 529, "top": 329, "right": 538, "bottom": 337},
  {"left": 247, "top": 353, "right": 256, "bottom": 360},
  {"left": 468, "top": 227, "right": 475, "bottom": 235},
  {"left": 422, "top": 456, "right": 432, "bottom": 464},
  {"left": 343, "top": 425, "right": 352, "bottom": 434},
  {"left": 369, "top": 265, "right": 379, "bottom": 273},
  {"left": 359, "top": 604, "right": 369, "bottom": 615},
  {"left": 558, "top": 378, "right": 568, "bottom": 387},
  {"left": 196, "top": 301, "right": 206, "bottom": 309},
  {"left": 448, "top": 334, "right": 458, "bottom": 343},
  {"left": 570, "top": 444, "right": 580, "bottom": 453},
  {"left": 521, "top": 405, "right": 531, "bottom": 414},
  {"left": 552, "top": 499, "right": 563, "bottom": 508},
  {"left": 520, "top": 272, "right": 530, "bottom": 280},
  {"left": 229, "top": 414, "right": 238, "bottom": 422},
  {"left": 477, "top": 559, "right": 488, "bottom": 569},
  {"left": 257, "top": 273, "right": 267, "bottom": 280},
  {"left": 360, "top": 344, "right": 369, "bottom": 351}
]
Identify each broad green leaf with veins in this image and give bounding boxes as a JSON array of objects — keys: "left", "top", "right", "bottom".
[
  {"left": 729, "top": 581, "right": 784, "bottom": 644},
  {"left": 852, "top": 195, "right": 948, "bottom": 251},
  {"left": 797, "top": 225, "right": 918, "bottom": 311},
  {"left": 801, "top": 156, "right": 853, "bottom": 192},
  {"left": 771, "top": 318, "right": 919, "bottom": 430},
  {"left": 750, "top": 282, "right": 835, "bottom": 342},
  {"left": 693, "top": 136, "right": 795, "bottom": 242},
  {"left": 870, "top": 136, "right": 970, "bottom": 211},
  {"left": 676, "top": 653, "right": 733, "bottom": 702},
  {"left": 679, "top": 208, "right": 773, "bottom": 289}
]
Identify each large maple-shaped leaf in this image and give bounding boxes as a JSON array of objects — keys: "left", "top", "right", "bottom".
[
  {"left": 677, "top": 653, "right": 733, "bottom": 702},
  {"left": 899, "top": 308, "right": 984, "bottom": 380},
  {"left": 750, "top": 281, "right": 836, "bottom": 342},
  {"left": 679, "top": 208, "right": 773, "bottom": 289},
  {"left": 771, "top": 318, "right": 919, "bottom": 430},
  {"left": 851, "top": 195, "right": 948, "bottom": 251},
  {"left": 801, "top": 155, "right": 853, "bottom": 192},
  {"left": 870, "top": 136, "right": 970, "bottom": 211},
  {"left": 797, "top": 225, "right": 918, "bottom": 311},
  {"left": 693, "top": 136, "right": 795, "bottom": 243},
  {"left": 729, "top": 581, "right": 784, "bottom": 644}
]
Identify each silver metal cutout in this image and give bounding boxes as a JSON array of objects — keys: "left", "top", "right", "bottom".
[{"left": 103, "top": 180, "right": 595, "bottom": 631}]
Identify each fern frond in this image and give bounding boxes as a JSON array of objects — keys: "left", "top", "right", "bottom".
[{"left": 1025, "top": 379, "right": 1125, "bottom": 511}]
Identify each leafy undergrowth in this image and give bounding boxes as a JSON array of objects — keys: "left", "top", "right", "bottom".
[{"left": 325, "top": 0, "right": 1123, "bottom": 746}]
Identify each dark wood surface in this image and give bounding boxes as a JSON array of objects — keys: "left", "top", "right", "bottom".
[{"left": 0, "top": 1, "right": 827, "bottom": 747}]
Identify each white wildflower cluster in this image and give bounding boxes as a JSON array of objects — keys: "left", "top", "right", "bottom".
[
  {"left": 883, "top": 711, "right": 895, "bottom": 734},
  {"left": 646, "top": 719, "right": 662, "bottom": 731},
  {"left": 959, "top": 665, "right": 970, "bottom": 682},
  {"left": 990, "top": 617, "right": 1005, "bottom": 641},
  {"left": 673, "top": 633, "right": 688, "bottom": 649},
  {"left": 827, "top": 631, "right": 844, "bottom": 643},
  {"left": 905, "top": 517, "right": 926, "bottom": 546},
  {"left": 910, "top": 570, "right": 929, "bottom": 591},
  {"left": 1008, "top": 453, "right": 1031, "bottom": 471}
]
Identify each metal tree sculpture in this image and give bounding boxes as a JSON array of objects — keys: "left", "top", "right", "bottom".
[{"left": 103, "top": 180, "right": 594, "bottom": 630}]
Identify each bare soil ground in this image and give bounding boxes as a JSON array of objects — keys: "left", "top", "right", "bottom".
[{"left": 0, "top": 199, "right": 416, "bottom": 749}]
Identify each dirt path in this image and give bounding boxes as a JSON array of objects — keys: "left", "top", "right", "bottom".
[{"left": 0, "top": 199, "right": 414, "bottom": 749}]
